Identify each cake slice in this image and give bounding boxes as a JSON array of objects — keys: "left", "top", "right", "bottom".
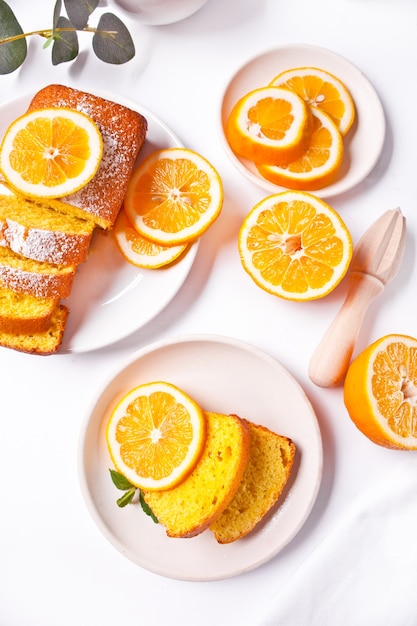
[
  {"left": 27, "top": 84, "right": 148, "bottom": 229},
  {"left": 0, "top": 247, "right": 75, "bottom": 298},
  {"left": 0, "top": 286, "right": 58, "bottom": 334},
  {"left": 0, "top": 303, "right": 68, "bottom": 355},
  {"left": 143, "top": 412, "right": 251, "bottom": 538},
  {"left": 210, "top": 419, "right": 296, "bottom": 543},
  {"left": 0, "top": 194, "right": 95, "bottom": 266}
]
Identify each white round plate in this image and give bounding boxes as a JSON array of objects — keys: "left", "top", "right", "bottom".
[
  {"left": 78, "top": 334, "right": 323, "bottom": 581},
  {"left": 0, "top": 94, "right": 198, "bottom": 353},
  {"left": 219, "top": 44, "right": 386, "bottom": 198}
]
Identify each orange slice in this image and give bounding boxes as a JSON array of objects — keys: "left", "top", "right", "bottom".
[
  {"left": 226, "top": 86, "right": 312, "bottom": 165},
  {"left": 270, "top": 66, "right": 355, "bottom": 136},
  {"left": 124, "top": 148, "right": 223, "bottom": 246},
  {"left": 0, "top": 108, "right": 103, "bottom": 198},
  {"left": 256, "top": 107, "right": 344, "bottom": 190},
  {"left": 106, "top": 381, "right": 206, "bottom": 491},
  {"left": 113, "top": 210, "right": 188, "bottom": 269},
  {"left": 344, "top": 334, "right": 417, "bottom": 450},
  {"left": 238, "top": 190, "right": 352, "bottom": 301}
]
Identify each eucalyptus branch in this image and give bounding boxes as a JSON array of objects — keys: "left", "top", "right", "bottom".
[{"left": 0, "top": 0, "right": 135, "bottom": 75}]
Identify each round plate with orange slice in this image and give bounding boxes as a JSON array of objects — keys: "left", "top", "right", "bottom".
[
  {"left": 78, "top": 334, "right": 322, "bottom": 581},
  {"left": 0, "top": 93, "right": 199, "bottom": 352},
  {"left": 219, "top": 44, "right": 385, "bottom": 198}
]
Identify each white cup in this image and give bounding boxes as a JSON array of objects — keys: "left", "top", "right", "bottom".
[{"left": 113, "top": 0, "right": 209, "bottom": 25}]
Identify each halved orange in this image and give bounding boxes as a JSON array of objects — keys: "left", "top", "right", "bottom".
[
  {"left": 113, "top": 210, "right": 189, "bottom": 269},
  {"left": 257, "top": 107, "right": 344, "bottom": 190},
  {"left": 344, "top": 334, "right": 417, "bottom": 450},
  {"left": 106, "top": 381, "right": 206, "bottom": 491},
  {"left": 124, "top": 148, "right": 223, "bottom": 246},
  {"left": 0, "top": 108, "right": 103, "bottom": 198},
  {"left": 270, "top": 66, "right": 355, "bottom": 136},
  {"left": 226, "top": 86, "right": 312, "bottom": 165},
  {"left": 238, "top": 190, "right": 352, "bottom": 301}
]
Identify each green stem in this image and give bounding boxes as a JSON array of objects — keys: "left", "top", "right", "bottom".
[{"left": 0, "top": 26, "right": 117, "bottom": 46}]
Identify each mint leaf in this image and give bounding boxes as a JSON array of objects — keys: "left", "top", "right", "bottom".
[
  {"left": 0, "top": 0, "right": 27, "bottom": 74},
  {"left": 109, "top": 468, "right": 135, "bottom": 491},
  {"left": 140, "top": 491, "right": 159, "bottom": 524},
  {"left": 117, "top": 488, "right": 136, "bottom": 508}
]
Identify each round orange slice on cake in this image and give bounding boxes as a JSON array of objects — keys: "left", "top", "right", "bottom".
[
  {"left": 0, "top": 107, "right": 103, "bottom": 199},
  {"left": 106, "top": 381, "right": 206, "bottom": 491}
]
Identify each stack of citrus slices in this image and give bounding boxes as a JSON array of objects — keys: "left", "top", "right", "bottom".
[
  {"left": 114, "top": 147, "right": 223, "bottom": 268},
  {"left": 226, "top": 66, "right": 355, "bottom": 191}
]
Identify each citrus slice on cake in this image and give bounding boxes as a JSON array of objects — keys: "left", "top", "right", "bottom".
[
  {"left": 113, "top": 210, "right": 188, "bottom": 269},
  {"left": 124, "top": 148, "right": 223, "bottom": 246},
  {"left": 106, "top": 381, "right": 206, "bottom": 491},
  {"left": 344, "top": 334, "right": 417, "bottom": 450},
  {"left": 270, "top": 66, "right": 355, "bottom": 136},
  {"left": 238, "top": 190, "right": 352, "bottom": 301},
  {"left": 257, "top": 107, "right": 344, "bottom": 190},
  {"left": 0, "top": 107, "right": 103, "bottom": 198},
  {"left": 226, "top": 86, "right": 312, "bottom": 164}
]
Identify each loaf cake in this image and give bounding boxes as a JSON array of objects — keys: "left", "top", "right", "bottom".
[
  {"left": 143, "top": 412, "right": 251, "bottom": 538},
  {"left": 0, "top": 303, "right": 68, "bottom": 355},
  {"left": 0, "top": 84, "right": 148, "bottom": 354},
  {"left": 0, "top": 247, "right": 75, "bottom": 298},
  {"left": 0, "top": 286, "right": 58, "bottom": 334},
  {"left": 0, "top": 193, "right": 94, "bottom": 266},
  {"left": 27, "top": 84, "right": 148, "bottom": 229},
  {"left": 210, "top": 419, "right": 296, "bottom": 543}
]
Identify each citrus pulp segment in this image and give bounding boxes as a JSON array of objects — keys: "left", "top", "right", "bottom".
[
  {"left": 238, "top": 191, "right": 352, "bottom": 301},
  {"left": 113, "top": 210, "right": 189, "bottom": 269},
  {"left": 0, "top": 107, "right": 103, "bottom": 198},
  {"left": 257, "top": 107, "right": 344, "bottom": 190},
  {"left": 270, "top": 66, "right": 356, "bottom": 136},
  {"left": 344, "top": 334, "right": 417, "bottom": 450},
  {"left": 225, "top": 86, "right": 312, "bottom": 165},
  {"left": 124, "top": 148, "right": 223, "bottom": 245},
  {"left": 106, "top": 381, "right": 206, "bottom": 490}
]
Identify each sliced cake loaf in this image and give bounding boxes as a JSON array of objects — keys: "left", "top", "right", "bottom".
[
  {"left": 0, "top": 303, "right": 68, "bottom": 355},
  {"left": 210, "top": 419, "right": 296, "bottom": 543},
  {"left": 0, "top": 193, "right": 95, "bottom": 266},
  {"left": 143, "top": 412, "right": 251, "bottom": 538},
  {"left": 0, "top": 286, "right": 58, "bottom": 334},
  {"left": 27, "top": 84, "right": 148, "bottom": 229},
  {"left": 0, "top": 247, "right": 75, "bottom": 298}
]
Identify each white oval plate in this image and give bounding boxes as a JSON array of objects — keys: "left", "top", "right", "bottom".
[
  {"left": 219, "top": 44, "right": 386, "bottom": 198},
  {"left": 0, "top": 94, "right": 198, "bottom": 353},
  {"left": 78, "top": 334, "right": 323, "bottom": 581}
]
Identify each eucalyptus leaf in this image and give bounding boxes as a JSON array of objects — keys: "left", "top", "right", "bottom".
[
  {"left": 117, "top": 488, "right": 136, "bottom": 508},
  {"left": 64, "top": 0, "right": 99, "bottom": 29},
  {"left": 92, "top": 13, "right": 135, "bottom": 65},
  {"left": 109, "top": 468, "right": 135, "bottom": 491},
  {"left": 140, "top": 491, "right": 159, "bottom": 524},
  {"left": 53, "top": 0, "right": 62, "bottom": 33},
  {"left": 0, "top": 0, "right": 27, "bottom": 74},
  {"left": 52, "top": 15, "right": 79, "bottom": 65}
]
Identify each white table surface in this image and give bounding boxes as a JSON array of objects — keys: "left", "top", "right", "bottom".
[{"left": 1, "top": 1, "right": 416, "bottom": 624}]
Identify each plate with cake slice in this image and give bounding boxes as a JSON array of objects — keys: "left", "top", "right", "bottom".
[
  {"left": 78, "top": 334, "right": 323, "bottom": 581},
  {"left": 0, "top": 87, "right": 198, "bottom": 354}
]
